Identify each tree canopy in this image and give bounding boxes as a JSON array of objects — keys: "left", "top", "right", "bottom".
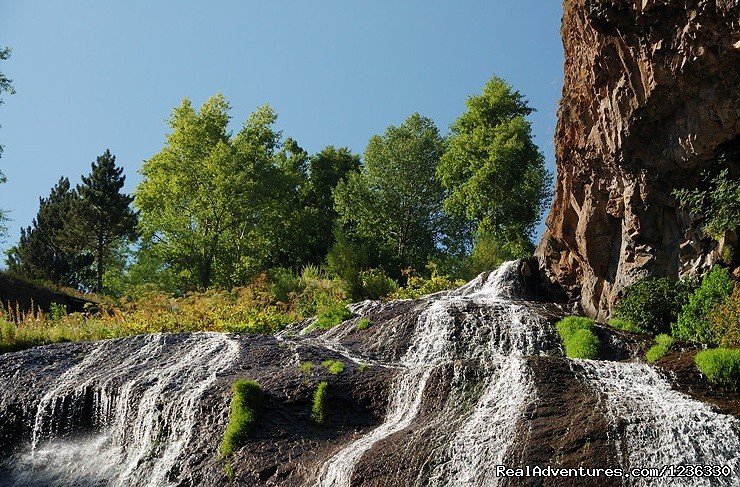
[
  {"left": 437, "top": 76, "right": 551, "bottom": 257},
  {"left": 334, "top": 113, "right": 447, "bottom": 274}
]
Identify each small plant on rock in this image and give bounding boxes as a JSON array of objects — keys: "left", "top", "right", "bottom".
[
  {"left": 645, "top": 334, "right": 675, "bottom": 363},
  {"left": 311, "top": 381, "right": 328, "bottom": 424},
  {"left": 322, "top": 359, "right": 345, "bottom": 375},
  {"left": 355, "top": 317, "right": 371, "bottom": 331},
  {"left": 220, "top": 379, "right": 262, "bottom": 457},
  {"left": 673, "top": 266, "right": 734, "bottom": 345},
  {"left": 556, "top": 316, "right": 600, "bottom": 360},
  {"left": 695, "top": 348, "right": 740, "bottom": 389}
]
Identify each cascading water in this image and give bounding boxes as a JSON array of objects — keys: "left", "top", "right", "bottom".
[
  {"left": 315, "top": 261, "right": 559, "bottom": 487},
  {"left": 574, "top": 360, "right": 740, "bottom": 486},
  {"left": 4, "top": 332, "right": 239, "bottom": 487}
]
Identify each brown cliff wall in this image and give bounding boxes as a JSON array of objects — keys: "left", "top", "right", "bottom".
[{"left": 537, "top": 0, "right": 740, "bottom": 319}]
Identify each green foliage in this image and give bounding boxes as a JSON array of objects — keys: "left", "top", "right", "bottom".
[
  {"left": 673, "top": 153, "right": 740, "bottom": 239},
  {"left": 711, "top": 285, "right": 740, "bottom": 348},
  {"left": 311, "top": 381, "right": 328, "bottom": 424},
  {"left": 359, "top": 268, "right": 398, "bottom": 300},
  {"left": 322, "top": 360, "right": 344, "bottom": 375},
  {"left": 49, "top": 303, "right": 67, "bottom": 322},
  {"left": 299, "top": 361, "right": 314, "bottom": 374},
  {"left": 315, "top": 302, "right": 351, "bottom": 330},
  {"left": 695, "top": 348, "right": 740, "bottom": 389},
  {"left": 556, "top": 316, "right": 600, "bottom": 360},
  {"left": 673, "top": 266, "right": 734, "bottom": 344},
  {"left": 220, "top": 379, "right": 262, "bottom": 457},
  {"left": 613, "top": 277, "right": 695, "bottom": 335},
  {"left": 393, "top": 270, "right": 465, "bottom": 299},
  {"left": 645, "top": 334, "right": 675, "bottom": 363},
  {"left": 608, "top": 318, "right": 645, "bottom": 334},
  {"left": 358, "top": 363, "right": 368, "bottom": 372},
  {"left": 6, "top": 178, "right": 94, "bottom": 289},
  {"left": 65, "top": 150, "right": 138, "bottom": 293},
  {"left": 136, "top": 96, "right": 296, "bottom": 289},
  {"left": 355, "top": 317, "right": 371, "bottom": 331},
  {"left": 334, "top": 113, "right": 447, "bottom": 273},
  {"left": 437, "top": 76, "right": 552, "bottom": 252}
]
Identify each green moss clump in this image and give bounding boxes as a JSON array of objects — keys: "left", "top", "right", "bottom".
[
  {"left": 355, "top": 317, "right": 371, "bottom": 331},
  {"left": 645, "top": 334, "right": 675, "bottom": 363},
  {"left": 311, "top": 381, "right": 328, "bottom": 424},
  {"left": 220, "top": 379, "right": 262, "bottom": 457},
  {"left": 299, "top": 361, "right": 314, "bottom": 374},
  {"left": 695, "top": 348, "right": 740, "bottom": 389},
  {"left": 315, "top": 302, "right": 352, "bottom": 330},
  {"left": 673, "top": 266, "right": 734, "bottom": 344},
  {"left": 608, "top": 318, "right": 646, "bottom": 334},
  {"left": 322, "top": 359, "right": 344, "bottom": 375},
  {"left": 556, "top": 316, "right": 600, "bottom": 359}
]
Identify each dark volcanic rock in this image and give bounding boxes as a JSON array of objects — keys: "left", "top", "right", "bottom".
[{"left": 537, "top": 0, "right": 740, "bottom": 319}]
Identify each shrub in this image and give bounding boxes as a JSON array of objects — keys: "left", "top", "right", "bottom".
[
  {"left": 608, "top": 318, "right": 646, "bottom": 334},
  {"left": 673, "top": 266, "right": 734, "bottom": 344},
  {"left": 710, "top": 285, "right": 740, "bottom": 348},
  {"left": 220, "top": 379, "right": 262, "bottom": 457},
  {"left": 672, "top": 161, "right": 740, "bottom": 239},
  {"left": 695, "top": 348, "right": 740, "bottom": 389},
  {"left": 556, "top": 316, "right": 600, "bottom": 359},
  {"left": 613, "top": 277, "right": 694, "bottom": 335},
  {"left": 49, "top": 302, "right": 67, "bottom": 322},
  {"left": 360, "top": 269, "right": 398, "bottom": 300},
  {"left": 393, "top": 272, "right": 465, "bottom": 299},
  {"left": 299, "top": 361, "right": 314, "bottom": 374},
  {"left": 645, "top": 334, "right": 675, "bottom": 363},
  {"left": 322, "top": 360, "right": 344, "bottom": 375},
  {"left": 268, "top": 267, "right": 302, "bottom": 303},
  {"left": 315, "top": 302, "right": 352, "bottom": 330},
  {"left": 355, "top": 317, "right": 371, "bottom": 331},
  {"left": 311, "top": 381, "right": 328, "bottom": 424}
]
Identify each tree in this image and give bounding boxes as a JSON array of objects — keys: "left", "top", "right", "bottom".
[
  {"left": 305, "top": 146, "right": 360, "bottom": 261},
  {"left": 0, "top": 47, "right": 16, "bottom": 235},
  {"left": 6, "top": 178, "right": 92, "bottom": 288},
  {"left": 334, "top": 113, "right": 446, "bottom": 274},
  {"left": 136, "top": 95, "right": 291, "bottom": 289},
  {"left": 437, "top": 76, "right": 552, "bottom": 257},
  {"left": 66, "top": 150, "right": 138, "bottom": 293}
]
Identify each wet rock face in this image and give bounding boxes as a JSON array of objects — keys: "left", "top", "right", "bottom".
[{"left": 537, "top": 0, "right": 740, "bottom": 318}]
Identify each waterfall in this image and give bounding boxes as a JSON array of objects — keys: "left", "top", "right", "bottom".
[
  {"left": 315, "top": 261, "right": 558, "bottom": 487},
  {"left": 6, "top": 332, "right": 239, "bottom": 487},
  {"left": 574, "top": 360, "right": 740, "bottom": 486}
]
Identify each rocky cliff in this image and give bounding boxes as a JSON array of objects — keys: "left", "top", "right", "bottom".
[{"left": 537, "top": 0, "right": 740, "bottom": 318}]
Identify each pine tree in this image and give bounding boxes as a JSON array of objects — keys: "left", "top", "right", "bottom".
[
  {"left": 6, "top": 178, "right": 93, "bottom": 288},
  {"left": 67, "top": 149, "right": 138, "bottom": 293}
]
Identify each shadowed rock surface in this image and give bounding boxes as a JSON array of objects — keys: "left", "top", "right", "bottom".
[{"left": 537, "top": 0, "right": 740, "bottom": 318}]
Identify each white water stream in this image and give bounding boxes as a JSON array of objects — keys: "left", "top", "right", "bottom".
[
  {"left": 7, "top": 332, "right": 239, "bottom": 487},
  {"left": 315, "top": 261, "right": 554, "bottom": 487}
]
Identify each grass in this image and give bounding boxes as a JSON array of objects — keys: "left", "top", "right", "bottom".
[
  {"left": 645, "top": 334, "right": 675, "bottom": 363},
  {"left": 556, "top": 316, "right": 600, "bottom": 360},
  {"left": 695, "top": 348, "right": 740, "bottom": 389},
  {"left": 608, "top": 318, "right": 646, "bottom": 334},
  {"left": 299, "top": 361, "right": 314, "bottom": 374},
  {"left": 355, "top": 317, "right": 371, "bottom": 331},
  {"left": 322, "top": 359, "right": 345, "bottom": 375},
  {"left": 0, "top": 269, "right": 351, "bottom": 354},
  {"left": 219, "top": 379, "right": 262, "bottom": 457},
  {"left": 311, "top": 381, "right": 328, "bottom": 424},
  {"left": 315, "top": 302, "right": 352, "bottom": 330}
]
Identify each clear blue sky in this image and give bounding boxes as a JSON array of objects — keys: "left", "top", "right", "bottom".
[{"left": 0, "top": 0, "right": 564, "bottom": 256}]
